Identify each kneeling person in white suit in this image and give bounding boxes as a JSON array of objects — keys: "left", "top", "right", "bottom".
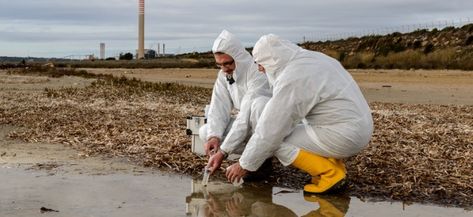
[
  {"left": 200, "top": 30, "right": 272, "bottom": 177},
  {"left": 225, "top": 34, "right": 374, "bottom": 193}
]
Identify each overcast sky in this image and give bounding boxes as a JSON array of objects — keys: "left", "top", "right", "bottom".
[{"left": 1, "top": 0, "right": 472, "bottom": 58}]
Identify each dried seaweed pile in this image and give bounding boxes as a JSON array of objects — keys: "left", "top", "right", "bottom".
[
  {"left": 0, "top": 78, "right": 212, "bottom": 175},
  {"left": 0, "top": 77, "right": 471, "bottom": 207},
  {"left": 349, "top": 103, "right": 472, "bottom": 207}
]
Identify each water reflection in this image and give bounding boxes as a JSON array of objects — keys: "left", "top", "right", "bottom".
[
  {"left": 302, "top": 194, "right": 350, "bottom": 217},
  {"left": 185, "top": 179, "right": 350, "bottom": 217}
]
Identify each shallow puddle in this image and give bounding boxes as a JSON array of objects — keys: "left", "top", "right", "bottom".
[
  {"left": 187, "top": 179, "right": 471, "bottom": 217},
  {"left": 0, "top": 166, "right": 470, "bottom": 217},
  {"left": 0, "top": 166, "right": 190, "bottom": 216}
]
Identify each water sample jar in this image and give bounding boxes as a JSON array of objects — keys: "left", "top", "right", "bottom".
[{"left": 202, "top": 167, "right": 211, "bottom": 186}]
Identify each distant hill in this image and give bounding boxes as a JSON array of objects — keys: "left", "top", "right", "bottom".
[
  {"left": 0, "top": 56, "right": 50, "bottom": 62},
  {"left": 178, "top": 24, "right": 473, "bottom": 70},
  {"left": 300, "top": 24, "right": 473, "bottom": 70},
  {"left": 2, "top": 24, "right": 472, "bottom": 70}
]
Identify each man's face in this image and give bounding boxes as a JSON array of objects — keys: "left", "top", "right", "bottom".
[
  {"left": 257, "top": 64, "right": 266, "bottom": 73},
  {"left": 214, "top": 53, "right": 236, "bottom": 74}
]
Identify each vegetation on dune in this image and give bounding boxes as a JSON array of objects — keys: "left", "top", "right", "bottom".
[
  {"left": 57, "top": 57, "right": 216, "bottom": 69},
  {"left": 1, "top": 57, "right": 216, "bottom": 70},
  {"left": 300, "top": 24, "right": 473, "bottom": 70},
  {"left": 7, "top": 65, "right": 102, "bottom": 79}
]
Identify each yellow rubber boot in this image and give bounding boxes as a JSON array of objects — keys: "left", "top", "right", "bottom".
[
  {"left": 291, "top": 149, "right": 346, "bottom": 193},
  {"left": 328, "top": 158, "right": 347, "bottom": 173}
]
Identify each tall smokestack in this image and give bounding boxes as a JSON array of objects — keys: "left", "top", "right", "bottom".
[
  {"left": 100, "top": 43, "right": 105, "bottom": 60},
  {"left": 137, "top": 0, "right": 145, "bottom": 59}
]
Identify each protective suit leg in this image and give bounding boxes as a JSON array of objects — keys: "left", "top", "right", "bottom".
[
  {"left": 291, "top": 149, "right": 346, "bottom": 194},
  {"left": 198, "top": 124, "right": 209, "bottom": 142}
]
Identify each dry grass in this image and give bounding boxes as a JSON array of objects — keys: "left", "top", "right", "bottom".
[
  {"left": 340, "top": 48, "right": 473, "bottom": 70},
  {"left": 55, "top": 58, "right": 216, "bottom": 69},
  {"left": 349, "top": 103, "right": 472, "bottom": 206},
  {"left": 0, "top": 75, "right": 471, "bottom": 208},
  {"left": 375, "top": 48, "right": 458, "bottom": 69}
]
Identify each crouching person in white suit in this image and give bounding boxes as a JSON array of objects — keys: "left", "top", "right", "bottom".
[
  {"left": 225, "top": 34, "right": 374, "bottom": 194},
  {"left": 200, "top": 30, "right": 272, "bottom": 179}
]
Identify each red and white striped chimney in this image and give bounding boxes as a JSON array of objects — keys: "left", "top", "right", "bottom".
[{"left": 138, "top": 0, "right": 145, "bottom": 59}]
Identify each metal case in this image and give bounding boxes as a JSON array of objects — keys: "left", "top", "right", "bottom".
[{"left": 186, "top": 116, "right": 206, "bottom": 155}]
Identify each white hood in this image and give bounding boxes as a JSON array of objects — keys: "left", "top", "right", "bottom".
[
  {"left": 252, "top": 34, "right": 302, "bottom": 86},
  {"left": 212, "top": 30, "right": 254, "bottom": 78}
]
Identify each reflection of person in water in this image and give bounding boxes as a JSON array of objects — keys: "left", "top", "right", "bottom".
[
  {"left": 302, "top": 194, "right": 351, "bottom": 217},
  {"left": 191, "top": 184, "right": 350, "bottom": 217},
  {"left": 204, "top": 192, "right": 253, "bottom": 217},
  {"left": 200, "top": 185, "right": 295, "bottom": 217}
]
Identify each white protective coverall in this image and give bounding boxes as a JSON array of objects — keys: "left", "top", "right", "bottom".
[
  {"left": 199, "top": 30, "right": 271, "bottom": 155},
  {"left": 239, "top": 34, "right": 373, "bottom": 171}
]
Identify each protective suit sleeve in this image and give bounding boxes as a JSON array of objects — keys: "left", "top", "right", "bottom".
[
  {"left": 206, "top": 73, "right": 233, "bottom": 140},
  {"left": 219, "top": 92, "right": 252, "bottom": 154},
  {"left": 220, "top": 66, "right": 271, "bottom": 154},
  {"left": 239, "top": 77, "right": 318, "bottom": 171}
]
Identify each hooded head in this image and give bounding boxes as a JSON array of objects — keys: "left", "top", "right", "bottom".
[
  {"left": 252, "top": 34, "right": 302, "bottom": 84},
  {"left": 212, "top": 30, "right": 253, "bottom": 75}
]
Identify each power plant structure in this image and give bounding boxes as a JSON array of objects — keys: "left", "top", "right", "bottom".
[
  {"left": 155, "top": 43, "right": 166, "bottom": 57},
  {"left": 100, "top": 43, "right": 105, "bottom": 59},
  {"left": 137, "top": 0, "right": 145, "bottom": 59}
]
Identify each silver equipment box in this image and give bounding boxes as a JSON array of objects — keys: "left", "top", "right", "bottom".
[{"left": 186, "top": 116, "right": 206, "bottom": 155}]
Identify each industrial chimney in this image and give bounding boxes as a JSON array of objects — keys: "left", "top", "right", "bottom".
[
  {"left": 100, "top": 43, "right": 105, "bottom": 60},
  {"left": 137, "top": 0, "right": 145, "bottom": 59}
]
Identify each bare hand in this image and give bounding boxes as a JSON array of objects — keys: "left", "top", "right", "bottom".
[
  {"left": 204, "top": 137, "right": 220, "bottom": 156},
  {"left": 225, "top": 162, "right": 248, "bottom": 183},
  {"left": 207, "top": 151, "right": 225, "bottom": 175}
]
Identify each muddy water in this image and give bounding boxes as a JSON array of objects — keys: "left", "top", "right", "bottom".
[
  {"left": 0, "top": 166, "right": 190, "bottom": 216},
  {"left": 0, "top": 166, "right": 471, "bottom": 217}
]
